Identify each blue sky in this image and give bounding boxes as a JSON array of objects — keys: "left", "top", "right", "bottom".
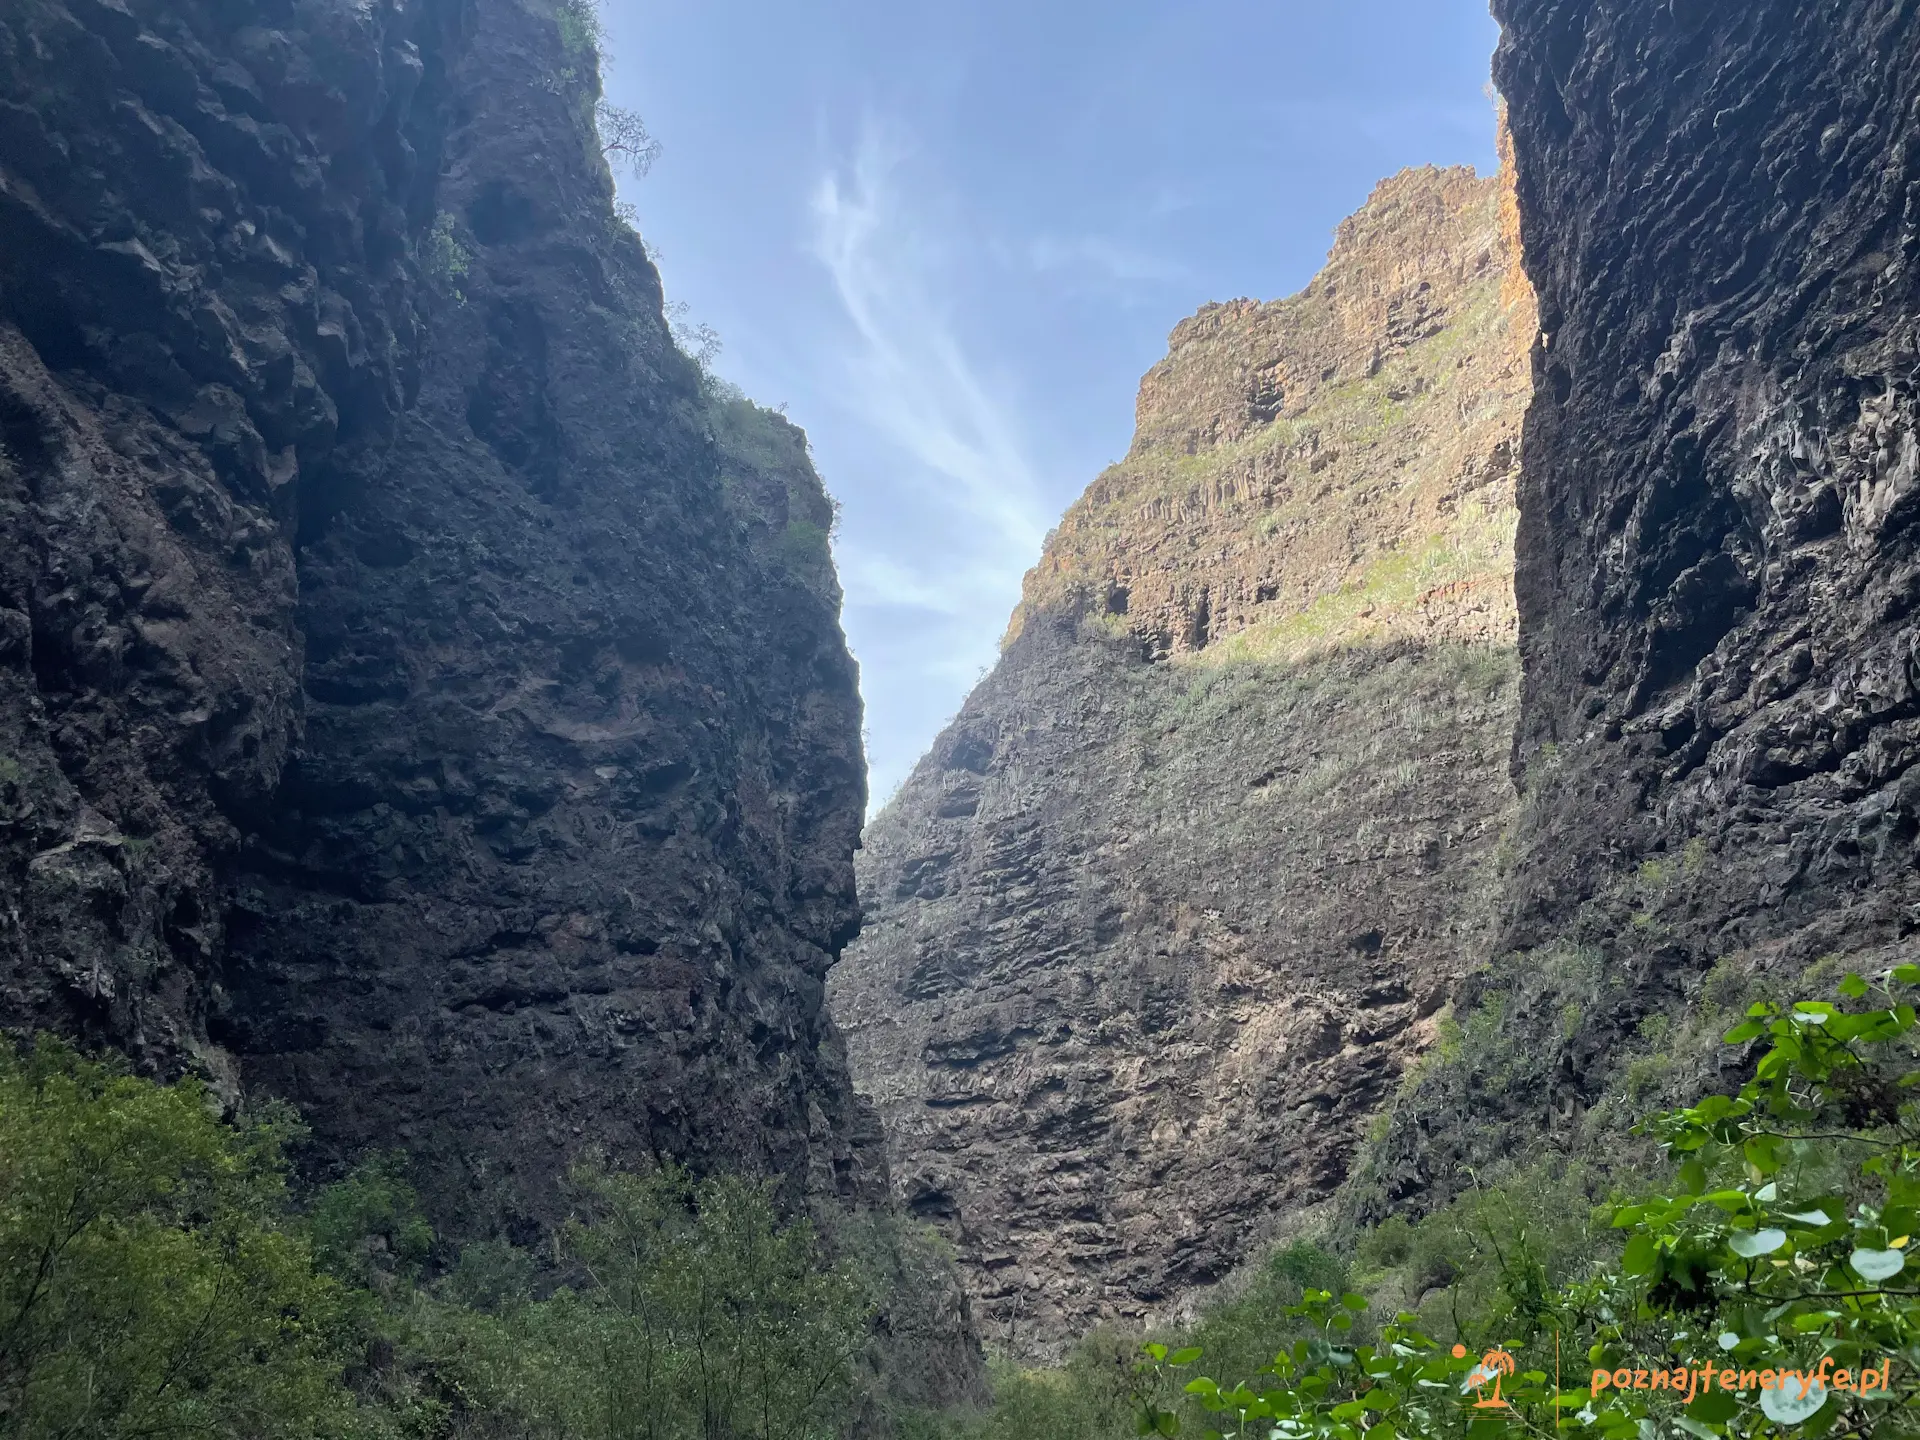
[{"left": 597, "top": 1, "right": 1503, "bottom": 811}]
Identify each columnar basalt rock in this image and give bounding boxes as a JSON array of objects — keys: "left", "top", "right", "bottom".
[
  {"left": 830, "top": 166, "right": 1537, "bottom": 1353},
  {"left": 0, "top": 0, "right": 883, "bottom": 1236},
  {"left": 1357, "top": 0, "right": 1920, "bottom": 1220}
]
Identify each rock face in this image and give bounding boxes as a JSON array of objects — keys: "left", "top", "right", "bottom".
[
  {"left": 0, "top": 0, "right": 882, "bottom": 1234},
  {"left": 1355, "top": 0, "right": 1920, "bottom": 1212},
  {"left": 829, "top": 166, "right": 1536, "bottom": 1352}
]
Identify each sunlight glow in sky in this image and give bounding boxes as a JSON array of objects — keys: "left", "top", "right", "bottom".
[{"left": 597, "top": 1, "right": 1503, "bottom": 811}]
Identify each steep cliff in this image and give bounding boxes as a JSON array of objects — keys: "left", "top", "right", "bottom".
[
  {"left": 829, "top": 166, "right": 1536, "bottom": 1352},
  {"left": 1355, "top": 0, "right": 1920, "bottom": 1217},
  {"left": 0, "top": 0, "right": 882, "bottom": 1235}
]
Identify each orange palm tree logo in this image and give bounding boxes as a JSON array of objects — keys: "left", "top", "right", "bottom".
[{"left": 1453, "top": 1345, "right": 1516, "bottom": 1409}]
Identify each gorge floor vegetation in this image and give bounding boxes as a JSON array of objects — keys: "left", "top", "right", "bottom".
[{"left": 0, "top": 1039, "right": 881, "bottom": 1440}]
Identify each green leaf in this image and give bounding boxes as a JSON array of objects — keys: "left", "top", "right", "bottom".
[
  {"left": 1782, "top": 1208, "right": 1833, "bottom": 1227},
  {"left": 1156, "top": 1410, "right": 1179, "bottom": 1436},
  {"left": 1145, "top": 1343, "right": 1169, "bottom": 1362},
  {"left": 1840, "top": 973, "right": 1870, "bottom": 999},
  {"left": 1341, "top": 1292, "right": 1368, "bottom": 1312},
  {"left": 1893, "top": 964, "right": 1920, "bottom": 986},
  {"left": 1688, "top": 1385, "right": 1739, "bottom": 1423},
  {"left": 1622, "top": 1233, "right": 1660, "bottom": 1275},
  {"left": 1680, "top": 1158, "right": 1708, "bottom": 1195},
  {"left": 1850, "top": 1248, "right": 1907, "bottom": 1281},
  {"left": 1744, "top": 1133, "right": 1784, "bottom": 1174},
  {"left": 1363, "top": 1425, "right": 1397, "bottom": 1440},
  {"left": 1170, "top": 1348, "right": 1203, "bottom": 1366},
  {"left": 1730, "top": 1228, "right": 1786, "bottom": 1257}
]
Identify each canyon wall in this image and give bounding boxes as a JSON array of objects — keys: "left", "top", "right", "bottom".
[
  {"left": 1357, "top": 0, "right": 1920, "bottom": 1215},
  {"left": 0, "top": 0, "right": 883, "bottom": 1238},
  {"left": 829, "top": 165, "right": 1536, "bottom": 1352}
]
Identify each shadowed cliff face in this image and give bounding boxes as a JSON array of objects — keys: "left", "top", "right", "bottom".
[
  {"left": 0, "top": 0, "right": 452, "bottom": 1088},
  {"left": 0, "top": 0, "right": 882, "bottom": 1233},
  {"left": 830, "top": 167, "right": 1536, "bottom": 1354},
  {"left": 1356, "top": 0, "right": 1920, "bottom": 1218}
]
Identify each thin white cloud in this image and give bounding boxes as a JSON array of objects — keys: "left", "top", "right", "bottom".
[
  {"left": 810, "top": 120, "right": 1083, "bottom": 814},
  {"left": 835, "top": 547, "right": 1023, "bottom": 618},
  {"left": 809, "top": 124, "right": 1051, "bottom": 582}
]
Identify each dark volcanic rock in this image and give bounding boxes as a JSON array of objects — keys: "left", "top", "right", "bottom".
[
  {"left": 1358, "top": 0, "right": 1920, "bottom": 1212},
  {"left": 0, "top": 0, "right": 454, "bottom": 1087},
  {"left": 0, "top": 0, "right": 883, "bottom": 1233}
]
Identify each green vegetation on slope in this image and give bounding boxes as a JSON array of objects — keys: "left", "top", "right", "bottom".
[
  {"left": 909, "top": 967, "right": 1920, "bottom": 1439},
  {"left": 13, "top": 946, "right": 1914, "bottom": 1438},
  {"left": 0, "top": 1038, "right": 896, "bottom": 1440},
  {"left": 1196, "top": 505, "right": 1515, "bottom": 670},
  {"left": 711, "top": 394, "right": 843, "bottom": 594}
]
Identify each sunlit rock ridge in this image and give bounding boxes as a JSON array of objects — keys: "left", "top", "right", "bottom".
[{"left": 829, "top": 158, "right": 1538, "bottom": 1353}]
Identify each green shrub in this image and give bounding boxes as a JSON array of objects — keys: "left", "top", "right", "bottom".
[
  {"left": 779, "top": 519, "right": 832, "bottom": 573},
  {"left": 1181, "top": 1241, "right": 1351, "bottom": 1390},
  {"left": 0, "top": 1039, "right": 886, "bottom": 1440},
  {"left": 308, "top": 1154, "right": 437, "bottom": 1298},
  {"left": 554, "top": 0, "right": 603, "bottom": 58},
  {"left": 0, "top": 1038, "right": 357, "bottom": 1438},
  {"left": 423, "top": 213, "right": 470, "bottom": 296},
  {"left": 1134, "top": 969, "right": 1920, "bottom": 1438},
  {"left": 534, "top": 1163, "right": 874, "bottom": 1440}
]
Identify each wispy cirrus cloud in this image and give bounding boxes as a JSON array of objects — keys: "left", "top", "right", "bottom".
[
  {"left": 808, "top": 120, "right": 1065, "bottom": 807},
  {"left": 809, "top": 124, "right": 1052, "bottom": 606}
]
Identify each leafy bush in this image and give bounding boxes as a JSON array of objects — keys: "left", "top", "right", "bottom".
[
  {"left": 910, "top": 1332, "right": 1156, "bottom": 1440},
  {"left": 555, "top": 0, "right": 603, "bottom": 58},
  {"left": 1182, "top": 1242, "right": 1353, "bottom": 1391},
  {"left": 0, "top": 1038, "right": 356, "bottom": 1439},
  {"left": 308, "top": 1152, "right": 435, "bottom": 1292},
  {"left": 529, "top": 1164, "right": 875, "bottom": 1440},
  {"left": 423, "top": 212, "right": 470, "bottom": 296},
  {"left": 1134, "top": 966, "right": 1920, "bottom": 1439},
  {"left": 0, "top": 1041, "right": 880, "bottom": 1440}
]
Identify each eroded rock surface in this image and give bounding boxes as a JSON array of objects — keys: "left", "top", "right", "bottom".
[
  {"left": 830, "top": 167, "right": 1536, "bottom": 1352},
  {"left": 0, "top": 0, "right": 882, "bottom": 1235},
  {"left": 1359, "top": 0, "right": 1920, "bottom": 1216}
]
